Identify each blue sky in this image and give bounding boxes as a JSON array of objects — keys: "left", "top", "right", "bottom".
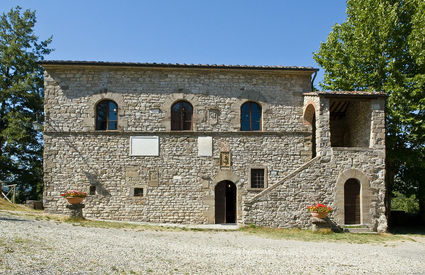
[{"left": 1, "top": 0, "right": 347, "bottom": 87}]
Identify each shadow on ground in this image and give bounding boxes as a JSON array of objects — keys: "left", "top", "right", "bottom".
[
  {"left": 389, "top": 211, "right": 425, "bottom": 235},
  {"left": 389, "top": 225, "right": 425, "bottom": 235},
  {"left": 0, "top": 216, "right": 29, "bottom": 222}
]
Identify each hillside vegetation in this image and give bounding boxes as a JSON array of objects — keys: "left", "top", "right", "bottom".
[{"left": 0, "top": 198, "right": 35, "bottom": 212}]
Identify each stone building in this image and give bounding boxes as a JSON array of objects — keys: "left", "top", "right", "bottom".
[{"left": 41, "top": 60, "right": 388, "bottom": 232}]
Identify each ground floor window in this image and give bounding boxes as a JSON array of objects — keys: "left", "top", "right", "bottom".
[
  {"left": 250, "top": 169, "right": 265, "bottom": 189},
  {"left": 134, "top": 188, "right": 144, "bottom": 197},
  {"left": 89, "top": 186, "right": 96, "bottom": 195}
]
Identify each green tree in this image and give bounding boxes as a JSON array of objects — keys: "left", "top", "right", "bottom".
[
  {"left": 313, "top": 0, "right": 425, "bottom": 221},
  {"left": 0, "top": 7, "right": 52, "bottom": 202},
  {"left": 391, "top": 191, "right": 419, "bottom": 214}
]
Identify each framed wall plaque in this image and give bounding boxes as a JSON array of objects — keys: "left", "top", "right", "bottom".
[{"left": 220, "top": 152, "right": 231, "bottom": 167}]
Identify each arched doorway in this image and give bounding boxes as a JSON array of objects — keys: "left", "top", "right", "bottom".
[
  {"left": 215, "top": 181, "right": 237, "bottom": 224},
  {"left": 304, "top": 104, "right": 316, "bottom": 158},
  {"left": 344, "top": 178, "right": 361, "bottom": 224}
]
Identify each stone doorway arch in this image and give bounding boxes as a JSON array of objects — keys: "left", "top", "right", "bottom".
[
  {"left": 303, "top": 103, "right": 317, "bottom": 158},
  {"left": 344, "top": 178, "right": 361, "bottom": 224},
  {"left": 215, "top": 181, "right": 237, "bottom": 224},
  {"left": 335, "top": 169, "right": 372, "bottom": 226}
]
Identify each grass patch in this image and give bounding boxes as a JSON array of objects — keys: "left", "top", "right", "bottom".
[
  {"left": 63, "top": 217, "right": 232, "bottom": 233},
  {"left": 239, "top": 225, "right": 411, "bottom": 244},
  {"left": 66, "top": 218, "right": 141, "bottom": 230},
  {"left": 63, "top": 217, "right": 184, "bottom": 232},
  {"left": 0, "top": 198, "right": 38, "bottom": 212},
  {"left": 13, "top": 237, "right": 32, "bottom": 244},
  {"left": 344, "top": 225, "right": 367, "bottom": 228},
  {"left": 0, "top": 198, "right": 419, "bottom": 244}
]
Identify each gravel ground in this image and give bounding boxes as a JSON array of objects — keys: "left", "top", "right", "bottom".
[{"left": 1, "top": 212, "right": 425, "bottom": 274}]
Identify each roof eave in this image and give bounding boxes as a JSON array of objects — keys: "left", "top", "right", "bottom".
[
  {"left": 303, "top": 92, "right": 387, "bottom": 98},
  {"left": 39, "top": 60, "right": 319, "bottom": 73}
]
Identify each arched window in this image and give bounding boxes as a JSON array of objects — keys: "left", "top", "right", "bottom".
[
  {"left": 96, "top": 100, "right": 118, "bottom": 130},
  {"left": 241, "top": 101, "right": 261, "bottom": 131},
  {"left": 171, "top": 100, "right": 193, "bottom": 130},
  {"left": 304, "top": 104, "right": 317, "bottom": 158}
]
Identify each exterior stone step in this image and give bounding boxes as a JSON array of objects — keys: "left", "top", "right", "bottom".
[{"left": 344, "top": 226, "right": 375, "bottom": 234}]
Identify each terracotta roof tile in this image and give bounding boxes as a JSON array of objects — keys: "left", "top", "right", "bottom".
[
  {"left": 304, "top": 91, "right": 386, "bottom": 97},
  {"left": 40, "top": 60, "right": 319, "bottom": 72}
]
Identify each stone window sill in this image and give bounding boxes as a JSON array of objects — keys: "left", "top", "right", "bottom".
[
  {"left": 44, "top": 130, "right": 310, "bottom": 136},
  {"left": 247, "top": 188, "right": 265, "bottom": 192},
  {"left": 332, "top": 147, "right": 374, "bottom": 151}
]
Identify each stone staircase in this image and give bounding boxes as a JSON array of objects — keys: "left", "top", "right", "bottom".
[
  {"left": 248, "top": 155, "right": 322, "bottom": 204},
  {"left": 243, "top": 156, "right": 328, "bottom": 228}
]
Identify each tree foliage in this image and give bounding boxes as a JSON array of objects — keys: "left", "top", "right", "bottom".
[
  {"left": 313, "top": 0, "right": 425, "bottom": 218},
  {"left": 0, "top": 7, "right": 52, "bottom": 201},
  {"left": 391, "top": 191, "right": 419, "bottom": 214}
]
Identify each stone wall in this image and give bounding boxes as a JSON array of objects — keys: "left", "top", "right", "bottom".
[
  {"left": 43, "top": 67, "right": 312, "bottom": 133},
  {"left": 44, "top": 133, "right": 312, "bottom": 223},
  {"left": 43, "top": 65, "right": 314, "bottom": 224},
  {"left": 245, "top": 94, "right": 387, "bottom": 232},
  {"left": 244, "top": 148, "right": 387, "bottom": 232},
  {"left": 42, "top": 64, "right": 387, "bottom": 231}
]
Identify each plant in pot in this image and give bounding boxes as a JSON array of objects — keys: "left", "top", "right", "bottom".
[
  {"left": 307, "top": 203, "right": 333, "bottom": 219},
  {"left": 61, "top": 190, "right": 87, "bottom": 205}
]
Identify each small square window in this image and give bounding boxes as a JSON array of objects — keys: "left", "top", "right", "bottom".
[
  {"left": 89, "top": 186, "right": 96, "bottom": 195},
  {"left": 134, "top": 188, "right": 144, "bottom": 197},
  {"left": 251, "top": 169, "right": 265, "bottom": 189}
]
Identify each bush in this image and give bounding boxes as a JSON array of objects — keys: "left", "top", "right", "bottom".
[{"left": 391, "top": 191, "right": 419, "bottom": 214}]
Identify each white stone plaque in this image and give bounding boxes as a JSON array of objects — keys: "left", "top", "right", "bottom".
[
  {"left": 130, "top": 136, "right": 159, "bottom": 156},
  {"left": 198, "top": 137, "right": 213, "bottom": 157}
]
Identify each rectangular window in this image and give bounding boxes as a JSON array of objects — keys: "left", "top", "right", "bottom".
[
  {"left": 89, "top": 186, "right": 96, "bottom": 195},
  {"left": 134, "top": 188, "right": 144, "bottom": 197},
  {"left": 251, "top": 169, "right": 265, "bottom": 189}
]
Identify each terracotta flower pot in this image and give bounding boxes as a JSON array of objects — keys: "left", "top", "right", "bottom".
[
  {"left": 311, "top": 212, "right": 328, "bottom": 219},
  {"left": 65, "top": 197, "right": 84, "bottom": 205}
]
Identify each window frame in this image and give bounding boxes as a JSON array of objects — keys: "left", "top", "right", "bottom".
[
  {"left": 130, "top": 186, "right": 146, "bottom": 198},
  {"left": 95, "top": 99, "right": 119, "bottom": 131},
  {"left": 89, "top": 185, "right": 96, "bottom": 196},
  {"left": 171, "top": 100, "right": 193, "bottom": 131},
  {"left": 133, "top": 187, "right": 144, "bottom": 197},
  {"left": 240, "top": 101, "right": 262, "bottom": 131},
  {"left": 248, "top": 167, "right": 267, "bottom": 190}
]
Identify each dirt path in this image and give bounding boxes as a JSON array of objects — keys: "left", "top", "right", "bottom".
[{"left": 1, "top": 212, "right": 424, "bottom": 274}]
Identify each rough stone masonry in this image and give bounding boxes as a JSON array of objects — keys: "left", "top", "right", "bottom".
[{"left": 41, "top": 61, "right": 387, "bottom": 232}]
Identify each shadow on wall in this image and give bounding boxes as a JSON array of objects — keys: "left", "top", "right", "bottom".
[
  {"left": 56, "top": 135, "right": 111, "bottom": 196},
  {"left": 49, "top": 69, "right": 308, "bottom": 105},
  {"left": 84, "top": 172, "right": 110, "bottom": 196}
]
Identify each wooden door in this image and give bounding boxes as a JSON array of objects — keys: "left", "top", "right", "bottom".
[
  {"left": 312, "top": 113, "right": 316, "bottom": 158},
  {"left": 344, "top": 179, "right": 361, "bottom": 224},
  {"left": 215, "top": 182, "right": 226, "bottom": 224},
  {"left": 225, "top": 182, "right": 236, "bottom": 223}
]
